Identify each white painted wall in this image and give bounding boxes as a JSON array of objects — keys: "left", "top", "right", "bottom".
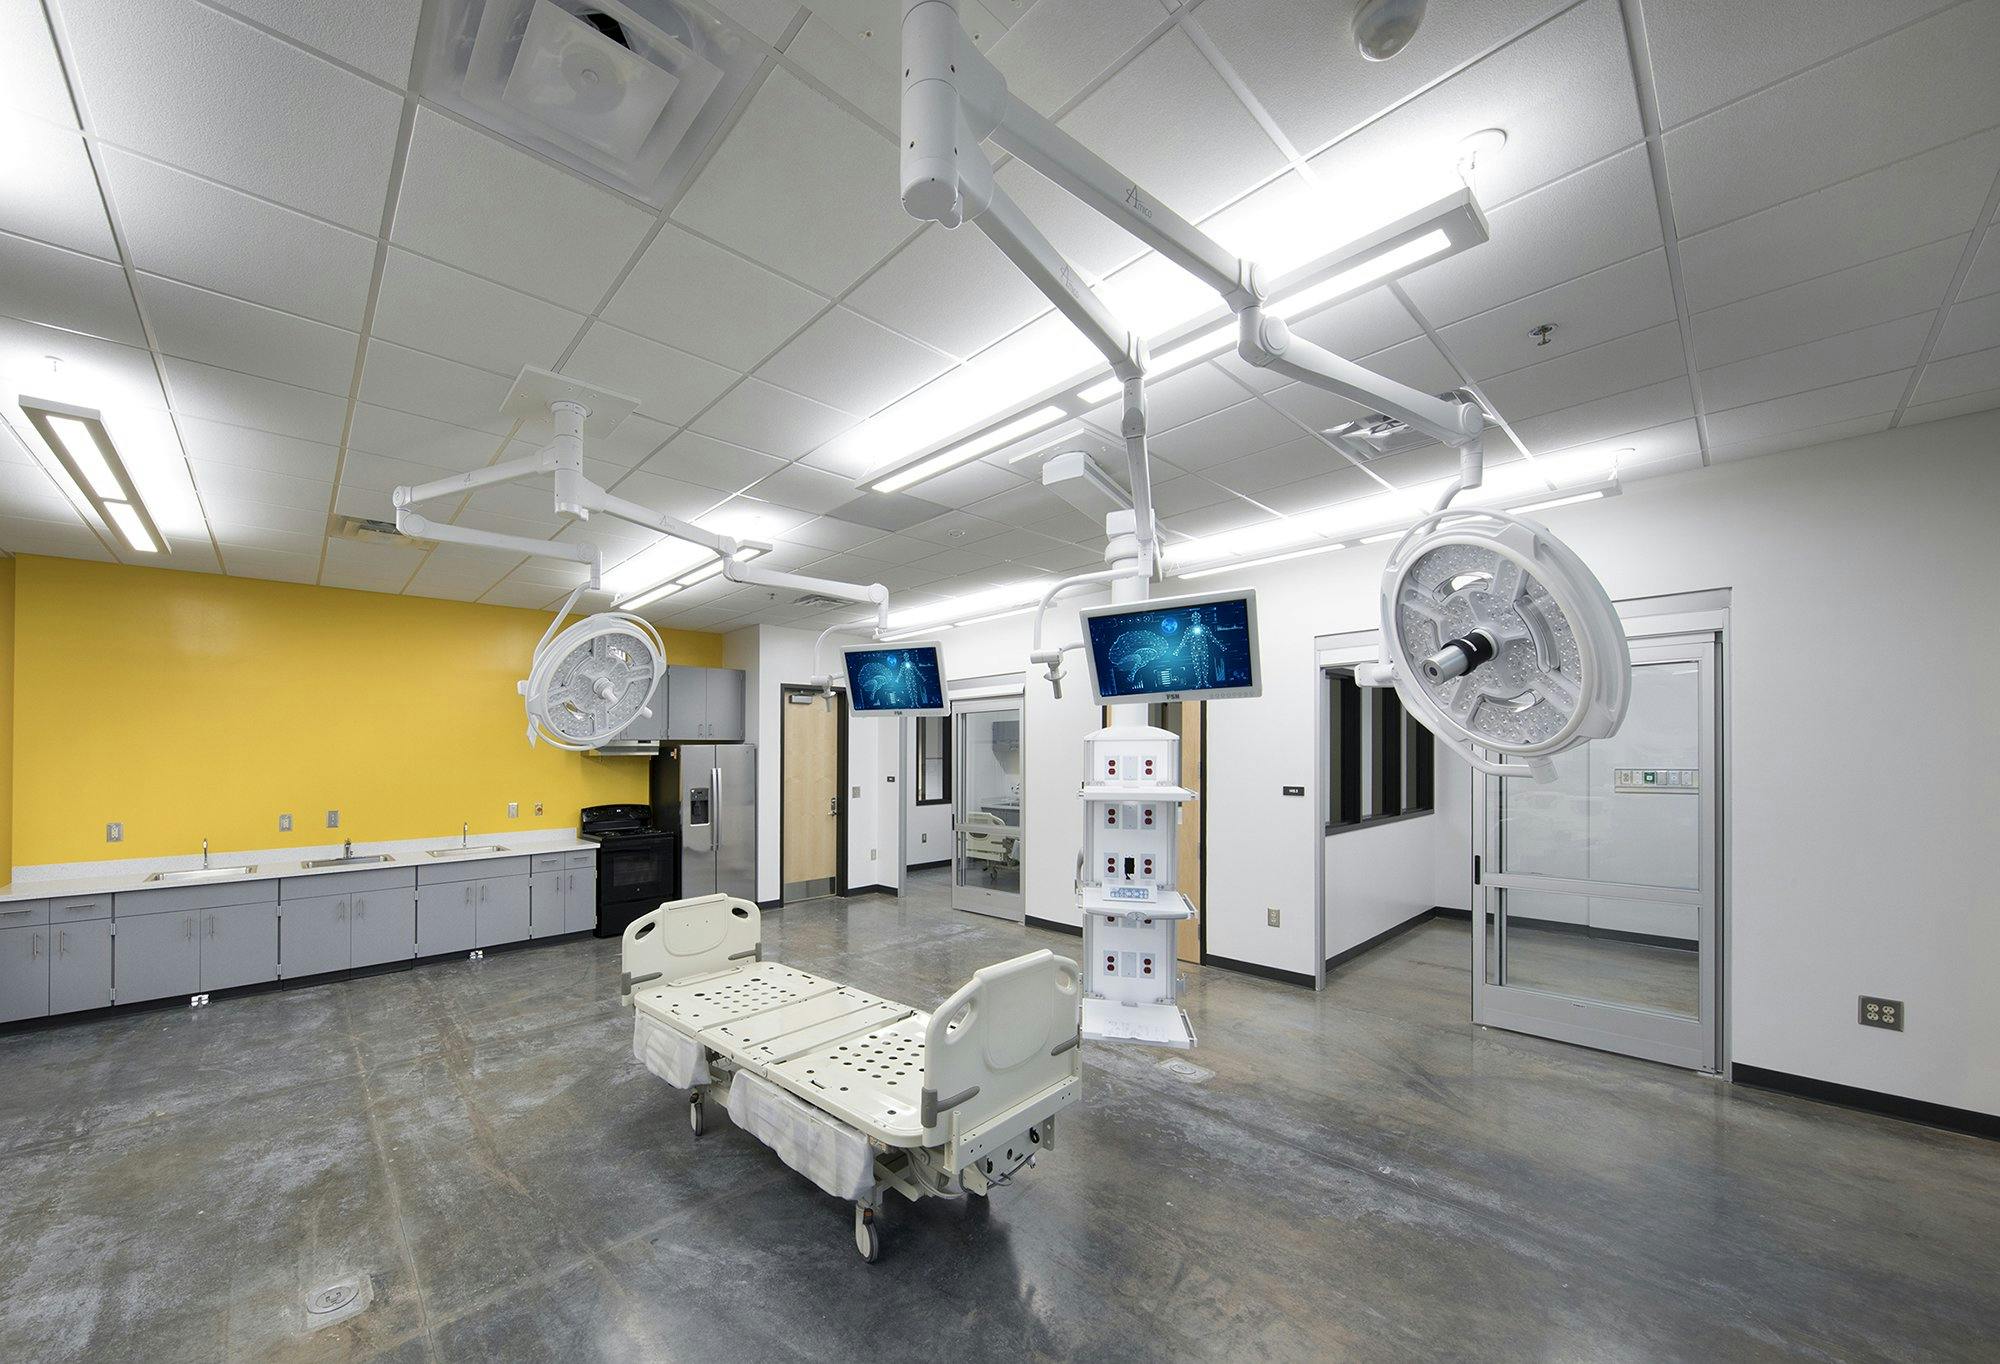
[
  {"left": 872, "top": 414, "right": 1999, "bottom": 1115},
  {"left": 1325, "top": 815, "right": 1440, "bottom": 962},
  {"left": 902, "top": 718, "right": 953, "bottom": 866}
]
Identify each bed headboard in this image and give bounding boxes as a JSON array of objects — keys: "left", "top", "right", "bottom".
[
  {"left": 619, "top": 894, "right": 761, "bottom": 1003},
  {"left": 919, "top": 949, "right": 1081, "bottom": 1146}
]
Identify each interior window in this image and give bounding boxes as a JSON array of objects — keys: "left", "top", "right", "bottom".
[
  {"left": 1327, "top": 668, "right": 1435, "bottom": 830},
  {"left": 916, "top": 714, "right": 951, "bottom": 805}
]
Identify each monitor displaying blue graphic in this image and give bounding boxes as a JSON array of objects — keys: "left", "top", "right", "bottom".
[
  {"left": 843, "top": 643, "right": 949, "bottom": 715},
  {"left": 1081, "top": 589, "right": 1261, "bottom": 703}
]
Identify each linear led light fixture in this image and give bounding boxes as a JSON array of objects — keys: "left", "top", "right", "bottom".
[
  {"left": 20, "top": 399, "right": 164, "bottom": 554},
  {"left": 865, "top": 404, "right": 1068, "bottom": 494},
  {"left": 1176, "top": 541, "right": 1351, "bottom": 580},
  {"left": 615, "top": 543, "right": 767, "bottom": 610},
  {"left": 1075, "top": 190, "right": 1484, "bottom": 405}
]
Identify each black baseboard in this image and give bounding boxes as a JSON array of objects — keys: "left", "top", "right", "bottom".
[
  {"left": 1733, "top": 1065, "right": 1998, "bottom": 1142},
  {"left": 1025, "top": 914, "right": 1082, "bottom": 937},
  {"left": 1431, "top": 905, "right": 1472, "bottom": 921},
  {"left": 1325, "top": 906, "right": 1445, "bottom": 973},
  {"left": 1200, "top": 953, "right": 1315, "bottom": 989},
  {"left": 906, "top": 858, "right": 950, "bottom": 872},
  {"left": 840, "top": 883, "right": 897, "bottom": 899},
  {"left": 757, "top": 897, "right": 782, "bottom": 910}
]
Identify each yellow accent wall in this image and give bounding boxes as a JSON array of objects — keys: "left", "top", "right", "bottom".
[
  {"left": 9, "top": 556, "right": 722, "bottom": 867},
  {"left": 0, "top": 557, "right": 15, "bottom": 877}
]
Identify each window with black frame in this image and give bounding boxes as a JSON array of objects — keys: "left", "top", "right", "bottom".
[
  {"left": 915, "top": 714, "right": 951, "bottom": 805},
  {"left": 1327, "top": 668, "right": 1435, "bottom": 831}
]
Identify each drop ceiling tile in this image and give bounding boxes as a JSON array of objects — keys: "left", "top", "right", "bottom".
[
  {"left": 1933, "top": 292, "right": 2000, "bottom": 362},
  {"left": 1084, "top": 363, "right": 1244, "bottom": 436},
  {"left": 901, "top": 457, "right": 1021, "bottom": 508},
  {"left": 1911, "top": 344, "right": 2000, "bottom": 406},
  {"left": 739, "top": 461, "right": 861, "bottom": 515},
  {"left": 196, "top": 491, "right": 328, "bottom": 536},
  {"left": 0, "top": 113, "right": 114, "bottom": 257},
  {"left": 1665, "top": 3, "right": 2000, "bottom": 237},
  {"left": 323, "top": 535, "right": 424, "bottom": 573},
  {"left": 991, "top": 157, "right": 1146, "bottom": 283},
  {"left": 480, "top": 580, "right": 565, "bottom": 609},
  {"left": 900, "top": 510, "right": 1007, "bottom": 545},
  {"left": 991, "top": 0, "right": 1165, "bottom": 115},
  {"left": 562, "top": 322, "right": 740, "bottom": 427},
  {"left": 1678, "top": 129, "right": 2000, "bottom": 313},
  {"left": 1900, "top": 386, "right": 2000, "bottom": 427},
  {"left": 0, "top": 465, "right": 77, "bottom": 519},
  {"left": 1441, "top": 250, "right": 1676, "bottom": 382},
  {"left": 332, "top": 480, "right": 397, "bottom": 521},
  {"left": 178, "top": 417, "right": 338, "bottom": 480},
  {"left": 162, "top": 356, "right": 347, "bottom": 444},
  {"left": 1690, "top": 236, "right": 1964, "bottom": 369},
  {"left": 212, "top": 523, "right": 325, "bottom": 555},
  {"left": 964, "top": 481, "right": 1076, "bottom": 525},
  {"left": 1254, "top": 463, "right": 1383, "bottom": 517},
  {"left": 1961, "top": 229, "right": 2000, "bottom": 303},
  {"left": 787, "top": 18, "right": 899, "bottom": 131},
  {"left": 222, "top": 550, "right": 322, "bottom": 585},
  {"left": 1208, "top": 435, "right": 1351, "bottom": 496},
  {"left": 640, "top": 430, "right": 787, "bottom": 493},
  {"left": 370, "top": 249, "right": 583, "bottom": 376},
  {"left": 347, "top": 403, "right": 507, "bottom": 471},
  {"left": 97, "top": 148, "right": 377, "bottom": 329},
  {"left": 2, "top": 0, "right": 77, "bottom": 123},
  {"left": 790, "top": 515, "right": 896, "bottom": 551},
  {"left": 1481, "top": 322, "right": 1688, "bottom": 422},
  {"left": 904, "top": 544, "right": 1002, "bottom": 576},
  {"left": 205, "top": 0, "right": 423, "bottom": 86},
  {"left": 610, "top": 468, "right": 725, "bottom": 522},
  {"left": 1056, "top": 27, "right": 1283, "bottom": 225},
  {"left": 358, "top": 339, "right": 514, "bottom": 432},
  {"left": 1287, "top": 288, "right": 1424, "bottom": 365},
  {"left": 1196, "top": 0, "right": 1564, "bottom": 156},
  {"left": 57, "top": 0, "right": 401, "bottom": 233},
  {"left": 1305, "top": 0, "right": 1641, "bottom": 227},
  {"left": 1149, "top": 397, "right": 1305, "bottom": 471},
  {"left": 1150, "top": 472, "right": 1234, "bottom": 517},
  {"left": 672, "top": 68, "right": 915, "bottom": 296},
  {"left": 844, "top": 222, "right": 1052, "bottom": 362},
  {"left": 0, "top": 512, "right": 113, "bottom": 559},
  {"left": 755, "top": 308, "right": 955, "bottom": 416},
  {"left": 1508, "top": 374, "right": 1695, "bottom": 454},
  {"left": 582, "top": 412, "right": 675, "bottom": 468},
  {"left": 698, "top": 494, "right": 815, "bottom": 542},
  {"left": 392, "top": 108, "right": 655, "bottom": 310},
  {"left": 844, "top": 532, "right": 946, "bottom": 566},
  {"left": 689, "top": 376, "right": 858, "bottom": 460},
  {"left": 1210, "top": 346, "right": 1289, "bottom": 395},
  {"left": 0, "top": 232, "right": 143, "bottom": 344},
  {"left": 601, "top": 222, "right": 828, "bottom": 371},
  {"left": 1700, "top": 313, "right": 1931, "bottom": 413},
  {"left": 190, "top": 460, "right": 331, "bottom": 512},
  {"left": 802, "top": 0, "right": 1018, "bottom": 59},
  {"left": 1707, "top": 411, "right": 1894, "bottom": 466},
  {"left": 1163, "top": 496, "right": 1270, "bottom": 539},
  {"left": 1259, "top": 379, "right": 1373, "bottom": 433},
  {"left": 705, "top": 0, "right": 804, "bottom": 44},
  {"left": 1705, "top": 369, "right": 1908, "bottom": 445},
  {"left": 137, "top": 274, "right": 358, "bottom": 395}
]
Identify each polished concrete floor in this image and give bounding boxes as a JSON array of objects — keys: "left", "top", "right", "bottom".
[{"left": 1, "top": 872, "right": 1996, "bottom": 1362}]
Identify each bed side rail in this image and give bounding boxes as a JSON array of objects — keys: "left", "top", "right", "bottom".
[
  {"left": 919, "top": 949, "right": 1082, "bottom": 1146},
  {"left": 619, "top": 894, "right": 761, "bottom": 1004}
]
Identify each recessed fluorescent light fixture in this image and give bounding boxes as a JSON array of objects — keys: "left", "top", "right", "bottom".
[
  {"left": 1513, "top": 490, "right": 1606, "bottom": 513},
  {"left": 614, "top": 543, "right": 767, "bottom": 609},
  {"left": 866, "top": 405, "right": 1068, "bottom": 495},
  {"left": 618, "top": 580, "right": 683, "bottom": 611},
  {"left": 1176, "top": 541, "right": 1348, "bottom": 579},
  {"left": 20, "top": 399, "right": 164, "bottom": 555}
]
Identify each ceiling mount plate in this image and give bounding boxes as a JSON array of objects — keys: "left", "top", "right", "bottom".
[{"left": 501, "top": 365, "right": 640, "bottom": 438}]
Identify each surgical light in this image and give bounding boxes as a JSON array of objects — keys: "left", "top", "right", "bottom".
[{"left": 520, "top": 600, "right": 667, "bottom": 750}]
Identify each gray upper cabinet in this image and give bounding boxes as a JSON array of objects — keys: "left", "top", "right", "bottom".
[{"left": 665, "top": 666, "right": 745, "bottom": 741}]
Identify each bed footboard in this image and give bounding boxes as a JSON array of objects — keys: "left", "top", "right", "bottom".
[
  {"left": 619, "top": 894, "right": 762, "bottom": 1003},
  {"left": 919, "top": 949, "right": 1082, "bottom": 1165}
]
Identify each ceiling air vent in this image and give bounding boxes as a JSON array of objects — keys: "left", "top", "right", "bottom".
[
  {"left": 329, "top": 513, "right": 408, "bottom": 545},
  {"left": 793, "top": 593, "right": 846, "bottom": 609},
  {"left": 416, "top": 0, "right": 759, "bottom": 206},
  {"left": 1325, "top": 412, "right": 1431, "bottom": 459}
]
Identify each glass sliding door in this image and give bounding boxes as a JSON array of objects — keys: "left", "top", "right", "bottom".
[
  {"left": 1472, "top": 634, "right": 1722, "bottom": 1070},
  {"left": 952, "top": 695, "right": 1024, "bottom": 920}
]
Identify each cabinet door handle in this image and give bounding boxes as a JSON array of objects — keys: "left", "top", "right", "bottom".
[
  {"left": 185, "top": 918, "right": 194, "bottom": 942},
  {"left": 208, "top": 915, "right": 217, "bottom": 939},
  {"left": 58, "top": 929, "right": 67, "bottom": 957},
  {"left": 31, "top": 933, "right": 42, "bottom": 960},
  {"left": 355, "top": 898, "right": 365, "bottom": 920},
  {"left": 337, "top": 901, "right": 347, "bottom": 922}
]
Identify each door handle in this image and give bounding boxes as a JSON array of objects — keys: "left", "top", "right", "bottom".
[{"left": 828, "top": 796, "right": 838, "bottom": 816}]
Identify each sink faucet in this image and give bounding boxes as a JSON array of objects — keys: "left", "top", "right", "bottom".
[
  {"left": 462, "top": 821, "right": 469, "bottom": 849},
  {"left": 343, "top": 837, "right": 353, "bottom": 860},
  {"left": 201, "top": 838, "right": 209, "bottom": 870}
]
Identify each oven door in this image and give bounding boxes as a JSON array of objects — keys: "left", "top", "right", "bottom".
[{"left": 597, "top": 837, "right": 676, "bottom": 907}]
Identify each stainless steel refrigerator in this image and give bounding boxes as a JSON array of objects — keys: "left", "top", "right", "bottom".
[{"left": 664, "top": 743, "right": 757, "bottom": 900}]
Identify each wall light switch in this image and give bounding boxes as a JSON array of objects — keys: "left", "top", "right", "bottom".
[
  {"left": 1267, "top": 907, "right": 1280, "bottom": 927},
  {"left": 326, "top": 809, "right": 340, "bottom": 829},
  {"left": 507, "top": 802, "right": 519, "bottom": 819},
  {"left": 279, "top": 813, "right": 293, "bottom": 832},
  {"left": 106, "top": 822, "right": 123, "bottom": 843},
  {"left": 851, "top": 785, "right": 860, "bottom": 799}
]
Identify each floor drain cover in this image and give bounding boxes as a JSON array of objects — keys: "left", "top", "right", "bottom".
[
  {"left": 305, "top": 1275, "right": 371, "bottom": 1330},
  {"left": 1158, "top": 1059, "right": 1213, "bottom": 1084}
]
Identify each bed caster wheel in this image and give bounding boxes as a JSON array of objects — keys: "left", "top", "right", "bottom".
[
  {"left": 854, "top": 1206, "right": 881, "bottom": 1263},
  {"left": 688, "top": 1093, "right": 704, "bottom": 1137}
]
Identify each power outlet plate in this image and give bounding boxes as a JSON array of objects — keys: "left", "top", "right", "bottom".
[
  {"left": 534, "top": 802, "right": 544, "bottom": 816},
  {"left": 278, "top": 813, "right": 293, "bottom": 832},
  {"left": 1267, "top": 907, "right": 1280, "bottom": 927},
  {"left": 1858, "top": 996, "right": 1904, "bottom": 1030},
  {"left": 106, "top": 822, "right": 123, "bottom": 843},
  {"left": 507, "top": 802, "right": 519, "bottom": 818},
  {"left": 326, "top": 809, "right": 340, "bottom": 829}
]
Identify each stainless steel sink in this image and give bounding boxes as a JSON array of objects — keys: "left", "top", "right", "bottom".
[
  {"left": 425, "top": 845, "right": 506, "bottom": 859},
  {"left": 300, "top": 853, "right": 396, "bottom": 869},
  {"left": 143, "top": 865, "right": 257, "bottom": 884}
]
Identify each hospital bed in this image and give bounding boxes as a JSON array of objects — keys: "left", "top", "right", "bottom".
[{"left": 619, "top": 894, "right": 1083, "bottom": 1260}]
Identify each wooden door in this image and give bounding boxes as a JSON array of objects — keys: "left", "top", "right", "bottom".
[
  {"left": 783, "top": 692, "right": 840, "bottom": 894},
  {"left": 1176, "top": 702, "right": 1204, "bottom": 964}
]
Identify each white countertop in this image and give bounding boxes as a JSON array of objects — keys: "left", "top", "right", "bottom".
[{"left": 0, "top": 833, "right": 597, "bottom": 905}]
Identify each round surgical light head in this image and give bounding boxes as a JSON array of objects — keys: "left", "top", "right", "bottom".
[
  {"left": 1352, "top": 0, "right": 1427, "bottom": 61},
  {"left": 1376, "top": 507, "right": 1627, "bottom": 778},
  {"left": 520, "top": 610, "right": 666, "bottom": 750}
]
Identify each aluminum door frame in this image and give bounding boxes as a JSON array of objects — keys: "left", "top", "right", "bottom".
[
  {"left": 1472, "top": 632, "right": 1722, "bottom": 1071},
  {"left": 951, "top": 693, "right": 1026, "bottom": 921}
]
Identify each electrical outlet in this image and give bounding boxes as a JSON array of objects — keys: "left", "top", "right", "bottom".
[
  {"left": 278, "top": 813, "right": 293, "bottom": 832},
  {"left": 507, "top": 802, "right": 519, "bottom": 819},
  {"left": 1267, "top": 907, "right": 1280, "bottom": 927},
  {"left": 851, "top": 785, "right": 860, "bottom": 799},
  {"left": 920, "top": 832, "right": 928, "bottom": 844},
  {"left": 869, "top": 848, "right": 877, "bottom": 861},
  {"left": 326, "top": 809, "right": 340, "bottom": 829},
  {"left": 1858, "top": 996, "right": 1904, "bottom": 1031},
  {"left": 106, "top": 822, "right": 123, "bottom": 843},
  {"left": 534, "top": 801, "right": 544, "bottom": 816}
]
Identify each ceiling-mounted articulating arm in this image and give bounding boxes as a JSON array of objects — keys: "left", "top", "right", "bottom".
[{"left": 1027, "top": 563, "right": 1146, "bottom": 697}]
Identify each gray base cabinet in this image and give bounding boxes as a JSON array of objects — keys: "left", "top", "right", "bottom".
[
  {"left": 0, "top": 923, "right": 50, "bottom": 1023},
  {"left": 529, "top": 851, "right": 598, "bottom": 937},
  {"left": 50, "top": 919, "right": 113, "bottom": 1013},
  {"left": 282, "top": 897, "right": 352, "bottom": 979},
  {"left": 417, "top": 883, "right": 476, "bottom": 957},
  {"left": 472, "top": 877, "right": 530, "bottom": 948},
  {"left": 564, "top": 856, "right": 598, "bottom": 934},
  {"left": 200, "top": 903, "right": 279, "bottom": 992},
  {"left": 529, "top": 870, "right": 561, "bottom": 937},
  {"left": 349, "top": 890, "right": 415, "bottom": 968},
  {"left": 118, "top": 909, "right": 202, "bottom": 1004}
]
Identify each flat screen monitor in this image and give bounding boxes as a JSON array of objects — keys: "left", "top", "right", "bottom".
[
  {"left": 1080, "top": 589, "right": 1261, "bottom": 704},
  {"left": 843, "top": 642, "right": 949, "bottom": 715}
]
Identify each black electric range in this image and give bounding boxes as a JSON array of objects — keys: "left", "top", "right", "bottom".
[{"left": 579, "top": 804, "right": 678, "bottom": 938}]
